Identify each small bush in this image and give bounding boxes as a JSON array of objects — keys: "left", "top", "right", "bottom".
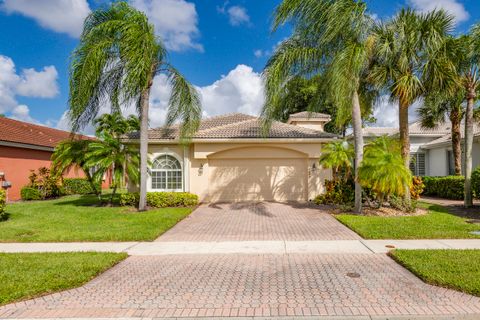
[
  {"left": 0, "top": 189, "right": 7, "bottom": 221},
  {"left": 423, "top": 176, "right": 464, "bottom": 200},
  {"left": 389, "top": 195, "right": 417, "bottom": 213},
  {"left": 63, "top": 178, "right": 99, "bottom": 195},
  {"left": 410, "top": 176, "right": 425, "bottom": 200},
  {"left": 26, "top": 167, "right": 61, "bottom": 199},
  {"left": 471, "top": 167, "right": 480, "bottom": 198},
  {"left": 119, "top": 192, "right": 199, "bottom": 208},
  {"left": 314, "top": 179, "right": 354, "bottom": 206},
  {"left": 21, "top": 187, "right": 42, "bottom": 201}
]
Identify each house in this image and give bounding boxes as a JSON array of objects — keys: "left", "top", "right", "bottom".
[
  {"left": 125, "top": 112, "right": 337, "bottom": 202},
  {"left": 361, "top": 121, "right": 480, "bottom": 176},
  {"left": 0, "top": 117, "right": 91, "bottom": 201}
]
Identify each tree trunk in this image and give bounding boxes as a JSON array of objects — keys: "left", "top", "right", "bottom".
[
  {"left": 352, "top": 90, "right": 363, "bottom": 214},
  {"left": 138, "top": 88, "right": 150, "bottom": 211},
  {"left": 450, "top": 108, "right": 462, "bottom": 176},
  {"left": 399, "top": 99, "right": 411, "bottom": 203},
  {"left": 464, "top": 88, "right": 475, "bottom": 208}
]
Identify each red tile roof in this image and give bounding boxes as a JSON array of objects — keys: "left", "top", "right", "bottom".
[{"left": 0, "top": 117, "right": 92, "bottom": 149}]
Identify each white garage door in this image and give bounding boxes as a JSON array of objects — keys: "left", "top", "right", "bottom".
[{"left": 207, "top": 158, "right": 308, "bottom": 202}]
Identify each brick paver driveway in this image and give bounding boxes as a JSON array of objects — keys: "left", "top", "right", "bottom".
[
  {"left": 2, "top": 253, "right": 479, "bottom": 318},
  {"left": 159, "top": 202, "right": 361, "bottom": 241}
]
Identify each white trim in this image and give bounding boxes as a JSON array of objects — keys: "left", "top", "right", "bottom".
[
  {"left": 148, "top": 152, "right": 184, "bottom": 192},
  {"left": 124, "top": 138, "right": 336, "bottom": 144},
  {"left": 183, "top": 146, "right": 190, "bottom": 192}
]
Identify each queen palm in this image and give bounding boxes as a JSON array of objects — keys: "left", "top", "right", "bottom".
[
  {"left": 69, "top": 2, "right": 201, "bottom": 211},
  {"left": 319, "top": 141, "right": 354, "bottom": 181},
  {"left": 262, "top": 0, "right": 377, "bottom": 213},
  {"left": 369, "top": 9, "right": 456, "bottom": 201},
  {"left": 94, "top": 112, "right": 140, "bottom": 139}
]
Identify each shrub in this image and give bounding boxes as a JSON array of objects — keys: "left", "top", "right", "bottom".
[
  {"left": 410, "top": 176, "right": 425, "bottom": 200},
  {"left": 0, "top": 189, "right": 7, "bottom": 221},
  {"left": 389, "top": 195, "right": 417, "bottom": 213},
  {"left": 26, "top": 167, "right": 61, "bottom": 199},
  {"left": 119, "top": 192, "right": 199, "bottom": 208},
  {"left": 314, "top": 179, "right": 354, "bottom": 206},
  {"left": 423, "top": 176, "right": 464, "bottom": 200},
  {"left": 20, "top": 187, "right": 42, "bottom": 201},
  {"left": 63, "top": 178, "right": 99, "bottom": 195},
  {"left": 471, "top": 167, "right": 480, "bottom": 198}
]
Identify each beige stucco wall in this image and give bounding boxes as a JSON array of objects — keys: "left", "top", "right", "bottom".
[{"left": 130, "top": 141, "right": 331, "bottom": 202}]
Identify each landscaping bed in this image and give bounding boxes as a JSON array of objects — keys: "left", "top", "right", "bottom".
[
  {"left": 0, "top": 252, "right": 127, "bottom": 305},
  {"left": 336, "top": 204, "right": 480, "bottom": 239},
  {"left": 390, "top": 249, "right": 480, "bottom": 297},
  {"left": 0, "top": 194, "right": 193, "bottom": 242}
]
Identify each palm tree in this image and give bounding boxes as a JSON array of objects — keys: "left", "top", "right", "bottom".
[
  {"left": 418, "top": 89, "right": 464, "bottom": 175},
  {"left": 456, "top": 30, "right": 480, "bottom": 207},
  {"left": 370, "top": 8, "right": 456, "bottom": 202},
  {"left": 319, "top": 141, "right": 354, "bottom": 181},
  {"left": 68, "top": 2, "right": 201, "bottom": 211},
  {"left": 85, "top": 132, "right": 140, "bottom": 205},
  {"left": 262, "top": 0, "right": 377, "bottom": 213},
  {"left": 94, "top": 112, "right": 140, "bottom": 139},
  {"left": 51, "top": 139, "right": 99, "bottom": 195},
  {"left": 358, "top": 136, "right": 412, "bottom": 207}
]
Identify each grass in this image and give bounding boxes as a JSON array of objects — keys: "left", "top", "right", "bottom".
[
  {"left": 336, "top": 204, "right": 480, "bottom": 239},
  {"left": 390, "top": 249, "right": 480, "bottom": 297},
  {"left": 0, "top": 194, "right": 193, "bottom": 242},
  {"left": 0, "top": 252, "right": 127, "bottom": 305}
]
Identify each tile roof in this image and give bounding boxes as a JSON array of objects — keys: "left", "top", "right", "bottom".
[
  {"left": 361, "top": 127, "right": 398, "bottom": 137},
  {"left": 0, "top": 117, "right": 92, "bottom": 149},
  {"left": 422, "top": 123, "right": 480, "bottom": 148},
  {"left": 288, "top": 111, "right": 331, "bottom": 119},
  {"left": 127, "top": 113, "right": 337, "bottom": 140},
  {"left": 408, "top": 121, "right": 451, "bottom": 135}
]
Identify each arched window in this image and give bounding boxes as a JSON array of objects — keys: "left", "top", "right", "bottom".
[{"left": 151, "top": 155, "right": 182, "bottom": 190}]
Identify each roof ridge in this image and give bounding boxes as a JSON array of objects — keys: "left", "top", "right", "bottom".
[
  {"left": 0, "top": 117, "right": 90, "bottom": 139},
  {"left": 197, "top": 117, "right": 258, "bottom": 134}
]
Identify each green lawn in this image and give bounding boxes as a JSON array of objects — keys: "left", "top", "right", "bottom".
[
  {"left": 0, "top": 252, "right": 127, "bottom": 305},
  {"left": 391, "top": 249, "right": 480, "bottom": 297},
  {"left": 0, "top": 195, "right": 193, "bottom": 242},
  {"left": 336, "top": 204, "right": 480, "bottom": 239}
]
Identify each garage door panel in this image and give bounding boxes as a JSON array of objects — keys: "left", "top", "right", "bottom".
[{"left": 208, "top": 158, "right": 307, "bottom": 202}]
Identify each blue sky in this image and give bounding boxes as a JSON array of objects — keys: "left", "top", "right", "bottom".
[{"left": 0, "top": 0, "right": 479, "bottom": 131}]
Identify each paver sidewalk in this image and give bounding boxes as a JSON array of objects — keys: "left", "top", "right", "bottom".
[{"left": 2, "top": 239, "right": 480, "bottom": 255}]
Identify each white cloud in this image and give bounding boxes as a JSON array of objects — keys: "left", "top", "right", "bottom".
[
  {"left": 16, "top": 66, "right": 59, "bottom": 98},
  {"left": 58, "top": 64, "right": 265, "bottom": 133},
  {"left": 9, "top": 105, "right": 38, "bottom": 124},
  {"left": 408, "top": 0, "right": 469, "bottom": 23},
  {"left": 372, "top": 95, "right": 422, "bottom": 127},
  {"left": 254, "top": 49, "right": 264, "bottom": 58},
  {"left": 1, "top": 0, "right": 91, "bottom": 38},
  {"left": 0, "top": 55, "right": 59, "bottom": 121},
  {"left": 131, "top": 0, "right": 203, "bottom": 52},
  {"left": 226, "top": 5, "right": 251, "bottom": 26}
]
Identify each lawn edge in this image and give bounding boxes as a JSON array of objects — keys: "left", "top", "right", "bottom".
[
  {"left": 388, "top": 249, "right": 480, "bottom": 297},
  {"left": 0, "top": 252, "right": 128, "bottom": 306}
]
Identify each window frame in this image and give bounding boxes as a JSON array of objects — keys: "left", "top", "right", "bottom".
[{"left": 150, "top": 154, "right": 183, "bottom": 192}]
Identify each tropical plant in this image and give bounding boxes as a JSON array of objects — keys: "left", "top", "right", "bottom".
[
  {"left": 262, "top": 0, "right": 377, "bottom": 213},
  {"left": 370, "top": 9, "right": 457, "bottom": 202},
  {"left": 319, "top": 140, "right": 354, "bottom": 181},
  {"left": 51, "top": 139, "right": 99, "bottom": 195},
  {"left": 85, "top": 132, "right": 140, "bottom": 205},
  {"left": 358, "top": 136, "right": 412, "bottom": 208},
  {"left": 68, "top": 2, "right": 201, "bottom": 211}
]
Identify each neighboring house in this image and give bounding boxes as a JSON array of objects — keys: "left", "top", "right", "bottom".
[
  {"left": 360, "top": 121, "right": 480, "bottom": 177},
  {"left": 125, "top": 112, "right": 337, "bottom": 202},
  {"left": 0, "top": 117, "right": 91, "bottom": 201}
]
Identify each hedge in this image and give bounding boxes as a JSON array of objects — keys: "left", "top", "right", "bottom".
[
  {"left": 20, "top": 187, "right": 42, "bottom": 201},
  {"left": 63, "top": 178, "right": 99, "bottom": 195},
  {"left": 422, "top": 176, "right": 464, "bottom": 200},
  {"left": 0, "top": 189, "right": 7, "bottom": 221},
  {"left": 471, "top": 167, "right": 480, "bottom": 198},
  {"left": 119, "top": 192, "right": 199, "bottom": 208}
]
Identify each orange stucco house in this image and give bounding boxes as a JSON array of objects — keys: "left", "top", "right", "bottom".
[{"left": 0, "top": 117, "right": 92, "bottom": 201}]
